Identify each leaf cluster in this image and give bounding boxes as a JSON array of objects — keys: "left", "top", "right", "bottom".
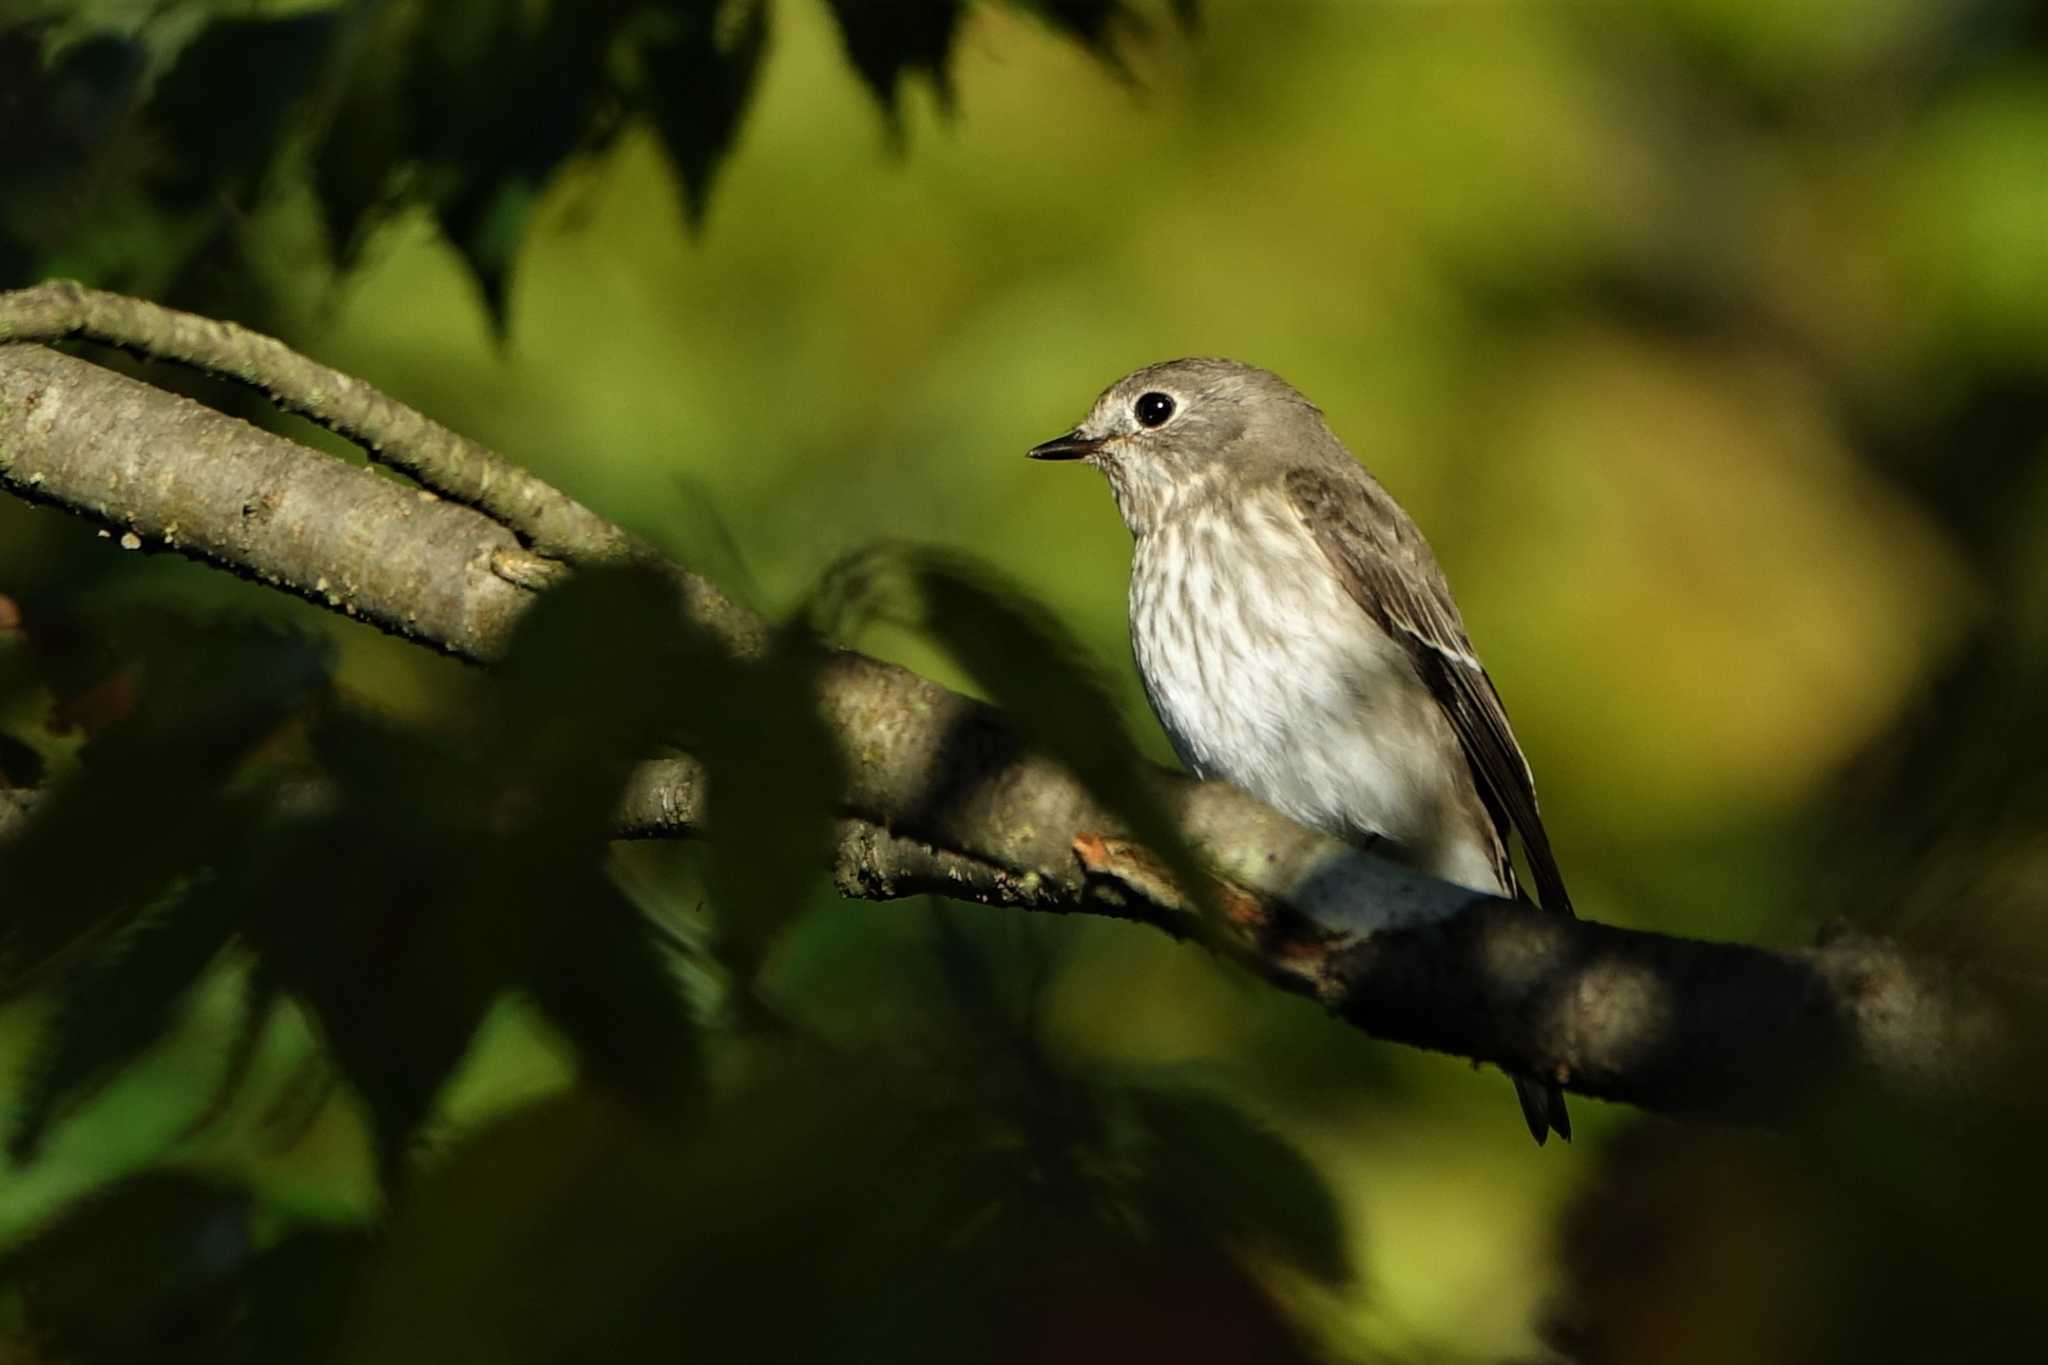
[
  {"left": 0, "top": 550, "right": 1344, "bottom": 1363},
  {"left": 0, "top": 0, "right": 1183, "bottom": 326}
]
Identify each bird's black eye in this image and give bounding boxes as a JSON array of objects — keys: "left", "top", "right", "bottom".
[{"left": 1134, "top": 392, "right": 1176, "bottom": 428}]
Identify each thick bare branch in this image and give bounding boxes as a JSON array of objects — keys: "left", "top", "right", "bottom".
[
  {"left": 0, "top": 281, "right": 629, "bottom": 562},
  {"left": 1, "top": 343, "right": 532, "bottom": 654},
  {"left": 0, "top": 331, "right": 1999, "bottom": 1122}
]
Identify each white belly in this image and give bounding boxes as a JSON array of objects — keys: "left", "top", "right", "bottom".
[{"left": 1129, "top": 505, "right": 1505, "bottom": 896}]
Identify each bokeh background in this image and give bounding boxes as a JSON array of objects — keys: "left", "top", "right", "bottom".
[{"left": 2, "top": 1, "right": 2046, "bottom": 1361}]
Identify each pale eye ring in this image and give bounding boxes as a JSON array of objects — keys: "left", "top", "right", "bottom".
[{"left": 1134, "top": 392, "right": 1176, "bottom": 428}]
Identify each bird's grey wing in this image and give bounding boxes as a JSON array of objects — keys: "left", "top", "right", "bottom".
[{"left": 1284, "top": 466, "right": 1573, "bottom": 917}]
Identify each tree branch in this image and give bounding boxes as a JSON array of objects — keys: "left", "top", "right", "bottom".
[
  {"left": 0, "top": 314, "right": 2001, "bottom": 1122},
  {"left": 0, "top": 281, "right": 628, "bottom": 563}
]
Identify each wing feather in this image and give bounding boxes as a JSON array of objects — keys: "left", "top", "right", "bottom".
[{"left": 1284, "top": 466, "right": 1573, "bottom": 917}]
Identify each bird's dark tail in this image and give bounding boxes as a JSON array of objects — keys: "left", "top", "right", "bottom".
[{"left": 1513, "top": 1075, "right": 1572, "bottom": 1145}]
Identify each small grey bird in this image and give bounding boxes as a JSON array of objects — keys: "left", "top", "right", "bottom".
[{"left": 1029, "top": 358, "right": 1573, "bottom": 1143}]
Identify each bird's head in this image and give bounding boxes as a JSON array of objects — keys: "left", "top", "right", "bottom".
[{"left": 1028, "top": 357, "right": 1331, "bottom": 533}]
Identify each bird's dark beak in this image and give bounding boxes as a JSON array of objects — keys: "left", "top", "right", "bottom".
[{"left": 1027, "top": 430, "right": 1102, "bottom": 461}]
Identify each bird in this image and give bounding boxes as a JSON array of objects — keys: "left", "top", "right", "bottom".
[{"left": 1028, "top": 357, "right": 1573, "bottom": 1143}]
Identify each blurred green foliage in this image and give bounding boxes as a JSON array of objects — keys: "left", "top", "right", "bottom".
[
  {"left": 0, "top": 0, "right": 1174, "bottom": 323},
  {"left": 0, "top": 562, "right": 1345, "bottom": 1363},
  {"left": 3, "top": 0, "right": 2048, "bottom": 1360}
]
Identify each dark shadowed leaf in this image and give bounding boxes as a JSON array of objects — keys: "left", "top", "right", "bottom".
[
  {"left": 2, "top": 0, "right": 1176, "bottom": 301},
  {"left": 473, "top": 981, "right": 1327, "bottom": 1362},
  {"left": 234, "top": 1227, "right": 368, "bottom": 1365},
  {"left": 2, "top": 1172, "right": 254, "bottom": 1365},
  {"left": 238, "top": 1225, "right": 372, "bottom": 1365},
  {"left": 233, "top": 696, "right": 536, "bottom": 1182},
  {"left": 339, "top": 1073, "right": 1014, "bottom": 1365},
  {"left": 0, "top": 26, "right": 148, "bottom": 290},
  {"left": 1021, "top": 0, "right": 1140, "bottom": 52},
  {"left": 245, "top": 790, "right": 509, "bottom": 1189},
  {"left": 145, "top": 14, "right": 339, "bottom": 209},
  {"left": 338, "top": 1091, "right": 774, "bottom": 1365},
  {"left": 0, "top": 226, "right": 28, "bottom": 286},
  {"left": 309, "top": 2, "right": 414, "bottom": 266},
  {"left": 0, "top": 618, "right": 329, "bottom": 1000},
  {"left": 1125, "top": 1084, "right": 1351, "bottom": 1286},
  {"left": 486, "top": 562, "right": 687, "bottom": 849},
  {"left": 821, "top": 0, "right": 968, "bottom": 120},
  {"left": 402, "top": 2, "right": 622, "bottom": 329},
  {"left": 0, "top": 731, "right": 43, "bottom": 787},
  {"left": 486, "top": 567, "right": 706, "bottom": 1099},
  {"left": 0, "top": 26, "right": 145, "bottom": 182},
  {"left": 521, "top": 872, "right": 702, "bottom": 1115},
  {"left": 888, "top": 907, "right": 1346, "bottom": 1312},
  {"left": 684, "top": 626, "right": 844, "bottom": 1009},
  {"left": 9, "top": 868, "right": 249, "bottom": 1162},
  {"left": 923, "top": 903, "right": 1066, "bottom": 1074},
  {"left": 642, "top": 0, "right": 773, "bottom": 226},
  {"left": 237, "top": 568, "right": 711, "bottom": 1174}
]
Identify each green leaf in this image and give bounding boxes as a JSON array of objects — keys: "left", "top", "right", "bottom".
[
  {"left": 641, "top": 0, "right": 773, "bottom": 227},
  {"left": 0, "top": 618, "right": 329, "bottom": 1000},
  {"left": 231, "top": 703, "right": 515, "bottom": 1183},
  {"left": 401, "top": 2, "right": 621, "bottom": 330},
  {"left": 244, "top": 803, "right": 508, "bottom": 1189},
  {"left": 309, "top": 5, "right": 409, "bottom": 266},
  {"left": 236, "top": 569, "right": 719, "bottom": 1176},
  {"left": 8, "top": 876, "right": 246, "bottom": 1162}
]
